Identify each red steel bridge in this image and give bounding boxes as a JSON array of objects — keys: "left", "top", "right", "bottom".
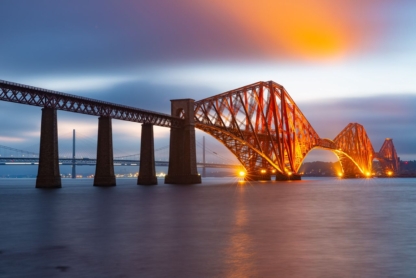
[
  {"left": 195, "top": 81, "right": 399, "bottom": 180},
  {"left": 0, "top": 79, "right": 399, "bottom": 187}
]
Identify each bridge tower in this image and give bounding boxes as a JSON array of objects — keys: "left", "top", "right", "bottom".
[
  {"left": 72, "top": 129, "right": 76, "bottom": 179},
  {"left": 165, "top": 99, "right": 201, "bottom": 184},
  {"left": 377, "top": 138, "right": 400, "bottom": 175}
]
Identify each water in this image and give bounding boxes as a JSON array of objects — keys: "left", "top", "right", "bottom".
[{"left": 1, "top": 177, "right": 416, "bottom": 278}]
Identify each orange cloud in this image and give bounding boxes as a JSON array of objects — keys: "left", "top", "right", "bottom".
[{"left": 196, "top": 0, "right": 384, "bottom": 60}]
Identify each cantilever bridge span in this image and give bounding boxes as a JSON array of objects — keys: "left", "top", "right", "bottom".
[
  {"left": 194, "top": 81, "right": 399, "bottom": 180},
  {"left": 0, "top": 79, "right": 399, "bottom": 187}
]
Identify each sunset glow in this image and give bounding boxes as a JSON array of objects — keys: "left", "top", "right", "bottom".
[{"left": 199, "top": 0, "right": 383, "bottom": 60}]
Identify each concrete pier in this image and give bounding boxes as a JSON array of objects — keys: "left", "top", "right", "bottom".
[
  {"left": 165, "top": 99, "right": 201, "bottom": 184},
  {"left": 137, "top": 123, "right": 157, "bottom": 185},
  {"left": 94, "top": 116, "right": 116, "bottom": 186},
  {"left": 36, "top": 108, "right": 62, "bottom": 188}
]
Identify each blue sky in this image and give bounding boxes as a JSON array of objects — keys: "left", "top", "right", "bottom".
[{"left": 1, "top": 0, "right": 416, "bottom": 163}]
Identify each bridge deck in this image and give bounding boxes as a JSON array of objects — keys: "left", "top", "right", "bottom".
[{"left": 0, "top": 80, "right": 183, "bottom": 128}]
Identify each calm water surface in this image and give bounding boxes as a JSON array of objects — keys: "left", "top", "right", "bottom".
[{"left": 1, "top": 177, "right": 416, "bottom": 278}]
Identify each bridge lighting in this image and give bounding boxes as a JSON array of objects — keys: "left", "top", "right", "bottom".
[
  {"left": 261, "top": 169, "right": 266, "bottom": 174},
  {"left": 239, "top": 171, "right": 246, "bottom": 177},
  {"left": 287, "top": 172, "right": 292, "bottom": 176},
  {"left": 271, "top": 170, "right": 276, "bottom": 173},
  {"left": 387, "top": 171, "right": 393, "bottom": 176},
  {"left": 365, "top": 172, "right": 371, "bottom": 177},
  {"left": 338, "top": 172, "right": 343, "bottom": 177}
]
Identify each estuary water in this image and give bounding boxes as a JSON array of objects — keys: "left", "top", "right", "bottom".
[{"left": 1, "top": 177, "right": 416, "bottom": 278}]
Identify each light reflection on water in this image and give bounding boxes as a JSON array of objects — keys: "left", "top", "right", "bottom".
[
  {"left": 1, "top": 177, "right": 416, "bottom": 277},
  {"left": 226, "top": 185, "right": 256, "bottom": 278}
]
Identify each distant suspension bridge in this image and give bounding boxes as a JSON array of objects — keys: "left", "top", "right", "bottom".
[{"left": 0, "top": 133, "right": 240, "bottom": 177}]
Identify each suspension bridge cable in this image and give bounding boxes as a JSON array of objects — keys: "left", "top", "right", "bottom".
[{"left": 0, "top": 145, "right": 39, "bottom": 156}]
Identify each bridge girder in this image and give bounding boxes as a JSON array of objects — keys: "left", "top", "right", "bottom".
[
  {"left": 0, "top": 80, "right": 182, "bottom": 128},
  {"left": 194, "top": 81, "right": 320, "bottom": 176}
]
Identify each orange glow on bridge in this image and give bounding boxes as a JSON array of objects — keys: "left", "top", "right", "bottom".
[{"left": 194, "top": 81, "right": 399, "bottom": 180}]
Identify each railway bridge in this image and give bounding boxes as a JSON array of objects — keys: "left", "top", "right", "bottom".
[{"left": 0, "top": 79, "right": 399, "bottom": 187}]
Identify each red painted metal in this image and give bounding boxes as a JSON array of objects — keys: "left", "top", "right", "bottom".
[
  {"left": 331, "top": 123, "right": 375, "bottom": 176},
  {"left": 194, "top": 81, "right": 320, "bottom": 176},
  {"left": 195, "top": 82, "right": 399, "bottom": 178},
  {"left": 377, "top": 138, "right": 400, "bottom": 174}
]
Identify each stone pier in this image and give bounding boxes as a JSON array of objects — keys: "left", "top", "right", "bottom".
[
  {"left": 165, "top": 99, "right": 201, "bottom": 184},
  {"left": 36, "top": 108, "right": 62, "bottom": 188},
  {"left": 94, "top": 116, "right": 116, "bottom": 186},
  {"left": 137, "top": 123, "right": 157, "bottom": 185}
]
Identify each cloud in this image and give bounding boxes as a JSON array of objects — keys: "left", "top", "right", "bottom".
[
  {"left": 75, "top": 79, "right": 219, "bottom": 114},
  {"left": 24, "top": 75, "right": 137, "bottom": 92},
  {"left": 1, "top": 0, "right": 415, "bottom": 80}
]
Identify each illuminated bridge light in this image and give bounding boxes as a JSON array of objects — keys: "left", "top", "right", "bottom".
[
  {"left": 261, "top": 169, "right": 266, "bottom": 174},
  {"left": 239, "top": 171, "right": 246, "bottom": 177}
]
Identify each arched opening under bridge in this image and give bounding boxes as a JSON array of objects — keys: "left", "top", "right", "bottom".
[{"left": 299, "top": 149, "right": 343, "bottom": 177}]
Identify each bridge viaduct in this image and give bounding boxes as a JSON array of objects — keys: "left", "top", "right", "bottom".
[
  {"left": 0, "top": 80, "right": 201, "bottom": 188},
  {"left": 0, "top": 79, "right": 399, "bottom": 187}
]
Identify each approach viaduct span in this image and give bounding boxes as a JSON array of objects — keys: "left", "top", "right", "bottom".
[{"left": 0, "top": 79, "right": 398, "bottom": 187}]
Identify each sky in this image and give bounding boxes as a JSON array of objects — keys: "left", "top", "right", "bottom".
[{"left": 1, "top": 0, "right": 416, "bottom": 165}]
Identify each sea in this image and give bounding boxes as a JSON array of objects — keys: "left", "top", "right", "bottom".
[{"left": 1, "top": 177, "right": 416, "bottom": 278}]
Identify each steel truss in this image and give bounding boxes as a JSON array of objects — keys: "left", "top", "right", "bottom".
[
  {"left": 0, "top": 80, "right": 182, "bottom": 128},
  {"left": 377, "top": 138, "right": 400, "bottom": 173},
  {"left": 194, "top": 81, "right": 320, "bottom": 176},
  {"left": 195, "top": 82, "right": 399, "bottom": 177},
  {"left": 332, "top": 123, "right": 375, "bottom": 176}
]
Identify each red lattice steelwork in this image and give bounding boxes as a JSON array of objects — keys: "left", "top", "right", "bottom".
[
  {"left": 331, "top": 123, "right": 375, "bottom": 177},
  {"left": 195, "top": 81, "right": 399, "bottom": 178},
  {"left": 194, "top": 81, "right": 320, "bottom": 177},
  {"left": 377, "top": 138, "right": 400, "bottom": 174}
]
